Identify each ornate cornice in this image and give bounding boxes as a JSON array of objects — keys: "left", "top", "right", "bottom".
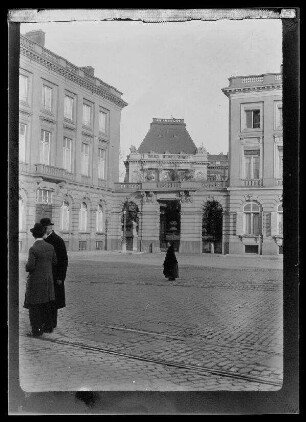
[
  {"left": 20, "top": 44, "right": 128, "bottom": 109},
  {"left": 222, "top": 84, "right": 282, "bottom": 97}
]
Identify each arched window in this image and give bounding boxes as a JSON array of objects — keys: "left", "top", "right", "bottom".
[
  {"left": 61, "top": 201, "right": 69, "bottom": 231},
  {"left": 244, "top": 202, "right": 260, "bottom": 235},
  {"left": 19, "top": 196, "right": 24, "bottom": 231},
  {"left": 79, "top": 202, "right": 87, "bottom": 231},
  {"left": 96, "top": 204, "right": 104, "bottom": 232},
  {"left": 277, "top": 204, "right": 283, "bottom": 235}
]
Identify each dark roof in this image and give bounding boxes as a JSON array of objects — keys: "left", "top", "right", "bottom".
[
  {"left": 208, "top": 154, "right": 228, "bottom": 162},
  {"left": 138, "top": 118, "right": 197, "bottom": 154}
]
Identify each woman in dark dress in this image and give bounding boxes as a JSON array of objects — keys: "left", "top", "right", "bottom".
[{"left": 163, "top": 242, "right": 179, "bottom": 281}]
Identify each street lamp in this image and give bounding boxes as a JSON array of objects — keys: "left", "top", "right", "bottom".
[{"left": 122, "top": 210, "right": 127, "bottom": 253}]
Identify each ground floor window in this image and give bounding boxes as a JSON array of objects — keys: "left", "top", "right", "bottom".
[
  {"left": 79, "top": 241, "right": 87, "bottom": 251},
  {"left": 279, "top": 245, "right": 283, "bottom": 255},
  {"left": 245, "top": 245, "right": 258, "bottom": 254},
  {"left": 96, "top": 241, "right": 103, "bottom": 250}
]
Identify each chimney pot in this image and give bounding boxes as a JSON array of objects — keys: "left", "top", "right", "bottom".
[{"left": 24, "top": 30, "right": 45, "bottom": 47}]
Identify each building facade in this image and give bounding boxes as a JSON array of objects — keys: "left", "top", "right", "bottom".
[
  {"left": 115, "top": 71, "right": 282, "bottom": 256},
  {"left": 18, "top": 30, "right": 282, "bottom": 256},
  {"left": 222, "top": 71, "right": 283, "bottom": 255},
  {"left": 19, "top": 30, "right": 127, "bottom": 252}
]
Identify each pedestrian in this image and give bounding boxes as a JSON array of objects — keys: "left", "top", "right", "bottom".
[
  {"left": 24, "top": 223, "right": 57, "bottom": 337},
  {"left": 40, "top": 218, "right": 68, "bottom": 331},
  {"left": 163, "top": 242, "right": 179, "bottom": 281}
]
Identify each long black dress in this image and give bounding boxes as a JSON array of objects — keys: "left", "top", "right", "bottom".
[{"left": 163, "top": 244, "right": 179, "bottom": 280}]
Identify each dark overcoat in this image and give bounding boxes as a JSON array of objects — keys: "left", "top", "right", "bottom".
[
  {"left": 24, "top": 240, "right": 57, "bottom": 308},
  {"left": 44, "top": 231, "right": 68, "bottom": 309},
  {"left": 163, "top": 245, "right": 179, "bottom": 279}
]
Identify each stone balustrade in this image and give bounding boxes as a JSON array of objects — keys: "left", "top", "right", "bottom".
[
  {"left": 243, "top": 179, "right": 263, "bottom": 187},
  {"left": 34, "top": 164, "right": 75, "bottom": 181}
]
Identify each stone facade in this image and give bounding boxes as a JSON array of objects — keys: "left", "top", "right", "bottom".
[
  {"left": 18, "top": 30, "right": 127, "bottom": 252},
  {"left": 18, "top": 30, "right": 282, "bottom": 256}
]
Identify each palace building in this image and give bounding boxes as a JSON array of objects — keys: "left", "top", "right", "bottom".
[{"left": 18, "top": 29, "right": 283, "bottom": 256}]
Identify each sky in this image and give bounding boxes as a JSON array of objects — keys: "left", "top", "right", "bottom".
[{"left": 21, "top": 19, "right": 282, "bottom": 160}]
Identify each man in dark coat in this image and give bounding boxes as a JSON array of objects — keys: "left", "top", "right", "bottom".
[
  {"left": 40, "top": 218, "right": 68, "bottom": 331},
  {"left": 25, "top": 223, "right": 57, "bottom": 337}
]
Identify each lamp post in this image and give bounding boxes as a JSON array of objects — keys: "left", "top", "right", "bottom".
[{"left": 122, "top": 210, "right": 127, "bottom": 253}]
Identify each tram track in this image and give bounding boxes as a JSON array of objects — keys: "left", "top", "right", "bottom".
[{"left": 22, "top": 334, "right": 282, "bottom": 388}]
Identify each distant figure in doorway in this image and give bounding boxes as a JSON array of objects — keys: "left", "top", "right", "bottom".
[
  {"left": 24, "top": 223, "right": 57, "bottom": 337},
  {"left": 163, "top": 242, "right": 179, "bottom": 281},
  {"left": 40, "top": 218, "right": 68, "bottom": 331}
]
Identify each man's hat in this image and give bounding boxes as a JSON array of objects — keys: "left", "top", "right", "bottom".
[
  {"left": 30, "top": 223, "right": 46, "bottom": 237},
  {"left": 40, "top": 218, "right": 54, "bottom": 227}
]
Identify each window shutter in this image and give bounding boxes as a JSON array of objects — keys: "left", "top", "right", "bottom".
[
  {"left": 236, "top": 212, "right": 244, "bottom": 236},
  {"left": 264, "top": 212, "right": 271, "bottom": 237},
  {"left": 271, "top": 212, "right": 278, "bottom": 236}
]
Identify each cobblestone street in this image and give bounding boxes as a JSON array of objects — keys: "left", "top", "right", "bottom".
[{"left": 18, "top": 252, "right": 283, "bottom": 392}]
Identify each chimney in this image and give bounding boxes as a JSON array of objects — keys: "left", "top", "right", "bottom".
[
  {"left": 24, "top": 30, "right": 45, "bottom": 47},
  {"left": 81, "top": 66, "right": 95, "bottom": 77}
]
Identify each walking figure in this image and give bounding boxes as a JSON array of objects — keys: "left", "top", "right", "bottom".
[
  {"left": 24, "top": 223, "right": 57, "bottom": 337},
  {"left": 163, "top": 242, "right": 179, "bottom": 281}
]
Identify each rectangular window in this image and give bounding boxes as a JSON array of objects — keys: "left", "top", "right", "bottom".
[
  {"left": 245, "top": 245, "right": 258, "bottom": 254},
  {"left": 19, "top": 75, "right": 28, "bottom": 102},
  {"left": 99, "top": 110, "right": 107, "bottom": 132},
  {"left": 64, "top": 96, "right": 74, "bottom": 120},
  {"left": 279, "top": 245, "right": 283, "bottom": 255},
  {"left": 40, "top": 130, "right": 51, "bottom": 165},
  {"left": 79, "top": 241, "right": 87, "bottom": 251},
  {"left": 36, "top": 189, "right": 52, "bottom": 204},
  {"left": 278, "top": 213, "right": 283, "bottom": 236},
  {"left": 244, "top": 150, "right": 260, "bottom": 179},
  {"left": 64, "top": 241, "right": 69, "bottom": 250},
  {"left": 42, "top": 85, "right": 52, "bottom": 111},
  {"left": 83, "top": 103, "right": 91, "bottom": 126},
  {"left": 63, "top": 137, "right": 72, "bottom": 172},
  {"left": 19, "top": 123, "right": 27, "bottom": 162},
  {"left": 96, "top": 241, "right": 104, "bottom": 250},
  {"left": 98, "top": 148, "right": 106, "bottom": 179},
  {"left": 278, "top": 146, "right": 283, "bottom": 179},
  {"left": 275, "top": 103, "right": 283, "bottom": 129},
  {"left": 81, "top": 143, "right": 89, "bottom": 176},
  {"left": 245, "top": 109, "right": 260, "bottom": 129}
]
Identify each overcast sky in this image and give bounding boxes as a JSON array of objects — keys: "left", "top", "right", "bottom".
[{"left": 21, "top": 19, "right": 282, "bottom": 157}]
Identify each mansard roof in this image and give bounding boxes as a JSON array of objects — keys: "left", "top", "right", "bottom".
[{"left": 138, "top": 118, "right": 197, "bottom": 155}]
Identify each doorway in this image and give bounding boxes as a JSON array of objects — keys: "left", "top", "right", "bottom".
[{"left": 159, "top": 200, "right": 181, "bottom": 252}]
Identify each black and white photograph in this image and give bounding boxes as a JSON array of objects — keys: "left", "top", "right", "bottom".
[{"left": 8, "top": 8, "right": 299, "bottom": 415}]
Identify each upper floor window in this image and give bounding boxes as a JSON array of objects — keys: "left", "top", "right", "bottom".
[
  {"left": 244, "top": 202, "right": 260, "bottom": 235},
  {"left": 19, "top": 196, "right": 24, "bottom": 231},
  {"left": 61, "top": 201, "right": 70, "bottom": 231},
  {"left": 81, "top": 143, "right": 89, "bottom": 176},
  {"left": 96, "top": 204, "right": 104, "bottom": 232},
  {"left": 19, "top": 123, "right": 27, "bottom": 162},
  {"left": 277, "top": 146, "right": 283, "bottom": 179},
  {"left": 244, "top": 149, "right": 260, "bottom": 179},
  {"left": 40, "top": 130, "right": 51, "bottom": 165},
  {"left": 98, "top": 148, "right": 106, "bottom": 179},
  {"left": 79, "top": 202, "right": 88, "bottom": 231},
  {"left": 19, "top": 75, "right": 28, "bottom": 102},
  {"left": 275, "top": 102, "right": 283, "bottom": 129},
  {"left": 99, "top": 110, "right": 107, "bottom": 133},
  {"left": 277, "top": 204, "right": 283, "bottom": 236},
  {"left": 245, "top": 109, "right": 260, "bottom": 129},
  {"left": 42, "top": 85, "right": 52, "bottom": 112},
  {"left": 63, "top": 137, "right": 72, "bottom": 172},
  {"left": 36, "top": 189, "right": 52, "bottom": 204},
  {"left": 82, "top": 103, "right": 92, "bottom": 126},
  {"left": 64, "top": 95, "right": 74, "bottom": 120}
]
